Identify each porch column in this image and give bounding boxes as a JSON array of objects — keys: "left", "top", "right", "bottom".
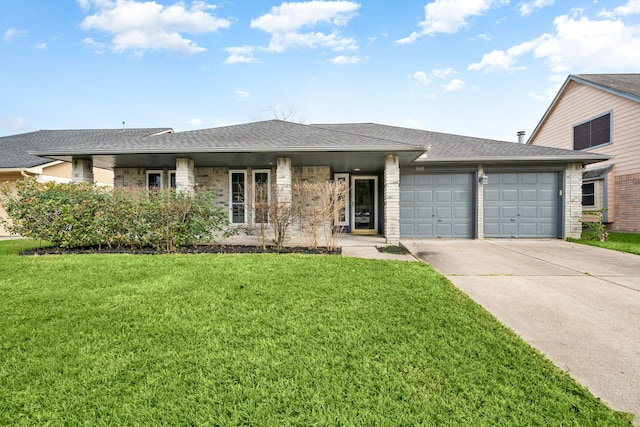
[
  {"left": 384, "top": 155, "right": 400, "bottom": 245},
  {"left": 175, "top": 157, "right": 195, "bottom": 193},
  {"left": 72, "top": 158, "right": 93, "bottom": 183},
  {"left": 565, "top": 163, "right": 583, "bottom": 239},
  {"left": 477, "top": 165, "right": 485, "bottom": 239},
  {"left": 276, "top": 157, "right": 292, "bottom": 205}
]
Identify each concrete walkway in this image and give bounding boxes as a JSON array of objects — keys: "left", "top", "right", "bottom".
[{"left": 403, "top": 239, "right": 640, "bottom": 423}]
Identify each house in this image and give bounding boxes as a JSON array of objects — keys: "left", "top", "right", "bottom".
[
  {"left": 30, "top": 119, "right": 608, "bottom": 244},
  {"left": 0, "top": 128, "right": 172, "bottom": 236},
  {"left": 528, "top": 74, "right": 640, "bottom": 232}
]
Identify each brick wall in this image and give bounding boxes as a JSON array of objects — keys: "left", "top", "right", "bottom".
[
  {"left": 195, "top": 167, "right": 229, "bottom": 209},
  {"left": 611, "top": 172, "right": 640, "bottom": 232}
]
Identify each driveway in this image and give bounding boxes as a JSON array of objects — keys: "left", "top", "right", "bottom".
[{"left": 402, "top": 239, "right": 640, "bottom": 424}]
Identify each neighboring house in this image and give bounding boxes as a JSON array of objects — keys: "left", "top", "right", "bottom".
[
  {"left": 31, "top": 120, "right": 607, "bottom": 244},
  {"left": 0, "top": 128, "right": 173, "bottom": 236},
  {"left": 528, "top": 74, "right": 640, "bottom": 232}
]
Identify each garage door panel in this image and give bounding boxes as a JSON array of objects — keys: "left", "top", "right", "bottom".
[
  {"left": 417, "top": 207, "right": 433, "bottom": 219},
  {"left": 416, "top": 190, "right": 432, "bottom": 203},
  {"left": 502, "top": 189, "right": 518, "bottom": 201},
  {"left": 400, "top": 190, "right": 414, "bottom": 203},
  {"left": 400, "top": 206, "right": 414, "bottom": 220},
  {"left": 400, "top": 172, "right": 473, "bottom": 238},
  {"left": 416, "top": 175, "right": 433, "bottom": 186},
  {"left": 484, "top": 189, "right": 499, "bottom": 202},
  {"left": 484, "top": 172, "right": 558, "bottom": 238},
  {"left": 502, "top": 206, "right": 518, "bottom": 218}
]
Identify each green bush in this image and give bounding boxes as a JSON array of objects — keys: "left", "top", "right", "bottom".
[
  {"left": 581, "top": 208, "right": 609, "bottom": 242},
  {"left": 1, "top": 180, "right": 231, "bottom": 251}
]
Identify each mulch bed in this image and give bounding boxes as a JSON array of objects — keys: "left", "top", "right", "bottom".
[{"left": 21, "top": 244, "right": 342, "bottom": 256}]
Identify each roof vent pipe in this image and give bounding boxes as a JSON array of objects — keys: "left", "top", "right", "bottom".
[{"left": 517, "top": 130, "right": 526, "bottom": 144}]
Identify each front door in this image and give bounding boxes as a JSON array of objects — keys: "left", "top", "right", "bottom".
[{"left": 352, "top": 176, "right": 378, "bottom": 233}]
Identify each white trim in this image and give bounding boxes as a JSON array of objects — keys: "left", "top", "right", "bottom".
[
  {"left": 581, "top": 180, "right": 599, "bottom": 210},
  {"left": 146, "top": 170, "right": 163, "bottom": 189},
  {"left": 351, "top": 175, "right": 378, "bottom": 232},
  {"left": 334, "top": 173, "right": 349, "bottom": 226},
  {"left": 252, "top": 169, "right": 271, "bottom": 224},
  {"left": 229, "top": 170, "right": 247, "bottom": 224}
]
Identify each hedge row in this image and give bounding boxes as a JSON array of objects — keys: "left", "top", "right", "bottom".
[{"left": 1, "top": 180, "right": 231, "bottom": 251}]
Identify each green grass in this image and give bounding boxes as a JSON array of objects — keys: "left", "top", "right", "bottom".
[
  {"left": 0, "top": 240, "right": 633, "bottom": 426},
  {"left": 569, "top": 232, "right": 640, "bottom": 255}
]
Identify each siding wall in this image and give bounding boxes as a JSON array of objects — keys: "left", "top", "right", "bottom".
[{"left": 530, "top": 80, "right": 640, "bottom": 230}]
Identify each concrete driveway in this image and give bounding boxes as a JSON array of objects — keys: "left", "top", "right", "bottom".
[{"left": 402, "top": 239, "right": 640, "bottom": 424}]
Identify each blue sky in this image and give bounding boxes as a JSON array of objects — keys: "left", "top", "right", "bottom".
[{"left": 1, "top": 0, "right": 639, "bottom": 141}]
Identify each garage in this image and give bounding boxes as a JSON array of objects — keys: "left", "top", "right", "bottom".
[
  {"left": 484, "top": 172, "right": 559, "bottom": 238},
  {"left": 400, "top": 172, "right": 474, "bottom": 238}
]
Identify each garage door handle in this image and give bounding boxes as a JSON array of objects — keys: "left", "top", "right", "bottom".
[
  {"left": 511, "top": 218, "right": 516, "bottom": 221},
  {"left": 437, "top": 219, "right": 442, "bottom": 222}
]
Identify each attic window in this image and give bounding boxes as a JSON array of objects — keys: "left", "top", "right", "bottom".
[{"left": 573, "top": 113, "right": 611, "bottom": 150}]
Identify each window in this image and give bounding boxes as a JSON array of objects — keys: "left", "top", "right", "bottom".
[
  {"left": 169, "top": 170, "right": 176, "bottom": 189},
  {"left": 146, "top": 170, "right": 163, "bottom": 189},
  {"left": 574, "top": 113, "right": 611, "bottom": 150},
  {"left": 582, "top": 182, "right": 597, "bottom": 209},
  {"left": 252, "top": 170, "right": 271, "bottom": 224},
  {"left": 334, "top": 173, "right": 349, "bottom": 226},
  {"left": 230, "top": 171, "right": 246, "bottom": 224}
]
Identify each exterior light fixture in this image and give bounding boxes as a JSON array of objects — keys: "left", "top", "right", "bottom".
[{"left": 479, "top": 175, "right": 489, "bottom": 185}]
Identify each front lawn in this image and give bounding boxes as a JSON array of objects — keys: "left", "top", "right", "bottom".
[
  {"left": 569, "top": 232, "right": 640, "bottom": 255},
  {"left": 0, "top": 240, "right": 632, "bottom": 426}
]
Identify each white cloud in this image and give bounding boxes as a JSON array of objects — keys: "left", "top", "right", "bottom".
[
  {"left": 0, "top": 116, "right": 29, "bottom": 132},
  {"left": 528, "top": 83, "right": 561, "bottom": 102},
  {"left": 520, "top": 0, "right": 554, "bottom": 17},
  {"left": 470, "top": 10, "right": 640, "bottom": 73},
  {"left": 35, "top": 42, "right": 48, "bottom": 50},
  {"left": 443, "top": 78, "right": 466, "bottom": 92},
  {"left": 404, "top": 118, "right": 421, "bottom": 128},
  {"left": 609, "top": 0, "right": 640, "bottom": 16},
  {"left": 432, "top": 67, "right": 456, "bottom": 79},
  {"left": 82, "top": 37, "right": 107, "bottom": 54},
  {"left": 398, "top": 0, "right": 507, "bottom": 44},
  {"left": 330, "top": 54, "right": 361, "bottom": 64},
  {"left": 79, "top": 0, "right": 231, "bottom": 56},
  {"left": 4, "top": 28, "right": 27, "bottom": 43},
  {"left": 224, "top": 46, "right": 261, "bottom": 64},
  {"left": 235, "top": 90, "right": 252, "bottom": 99},
  {"left": 409, "top": 71, "right": 432, "bottom": 84},
  {"left": 187, "top": 118, "right": 204, "bottom": 127},
  {"left": 250, "top": 1, "right": 360, "bottom": 53}
]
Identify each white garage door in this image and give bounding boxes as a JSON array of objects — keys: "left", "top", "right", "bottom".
[
  {"left": 400, "top": 173, "right": 474, "bottom": 238},
  {"left": 484, "top": 172, "right": 559, "bottom": 238}
]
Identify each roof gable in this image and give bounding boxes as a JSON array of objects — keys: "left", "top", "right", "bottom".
[{"left": 528, "top": 74, "right": 640, "bottom": 144}]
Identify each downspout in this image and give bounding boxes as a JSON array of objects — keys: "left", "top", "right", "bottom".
[{"left": 602, "top": 173, "right": 609, "bottom": 223}]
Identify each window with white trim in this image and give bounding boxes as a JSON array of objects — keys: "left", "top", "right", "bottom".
[
  {"left": 573, "top": 113, "right": 611, "bottom": 150},
  {"left": 253, "top": 170, "right": 271, "bottom": 224},
  {"left": 146, "top": 170, "right": 163, "bottom": 189},
  {"left": 229, "top": 170, "right": 247, "bottom": 224},
  {"left": 582, "top": 181, "right": 598, "bottom": 209}
]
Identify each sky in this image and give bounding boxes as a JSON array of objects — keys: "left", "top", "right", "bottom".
[{"left": 1, "top": 0, "right": 640, "bottom": 141}]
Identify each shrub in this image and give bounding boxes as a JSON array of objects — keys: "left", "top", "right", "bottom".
[
  {"left": 581, "top": 208, "right": 609, "bottom": 242},
  {"left": 0, "top": 180, "right": 232, "bottom": 250}
]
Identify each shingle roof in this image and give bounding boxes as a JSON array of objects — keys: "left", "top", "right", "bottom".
[
  {"left": 1, "top": 128, "right": 172, "bottom": 168},
  {"left": 574, "top": 74, "right": 640, "bottom": 100},
  {"left": 315, "top": 123, "right": 608, "bottom": 162},
  {"left": 31, "top": 120, "right": 421, "bottom": 155}
]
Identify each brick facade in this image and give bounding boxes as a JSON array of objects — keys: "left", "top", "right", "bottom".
[
  {"left": 612, "top": 172, "right": 640, "bottom": 232},
  {"left": 384, "top": 155, "right": 400, "bottom": 245}
]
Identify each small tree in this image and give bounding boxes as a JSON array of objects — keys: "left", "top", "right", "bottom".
[
  {"left": 581, "top": 208, "right": 609, "bottom": 242},
  {"left": 294, "top": 180, "right": 347, "bottom": 250}
]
